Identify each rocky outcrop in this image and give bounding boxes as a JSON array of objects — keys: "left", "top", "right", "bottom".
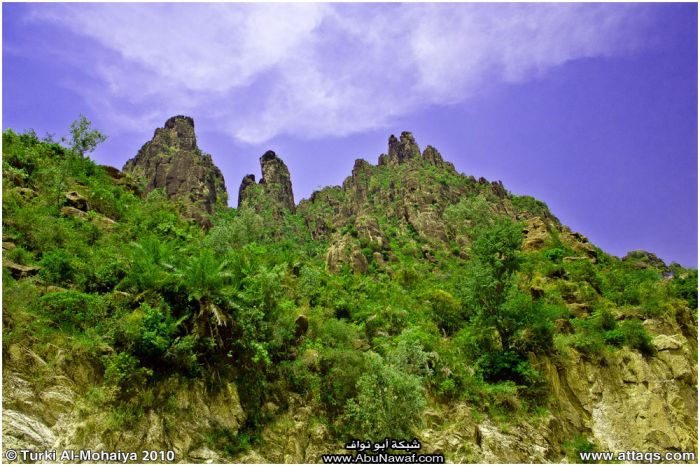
[
  {"left": 238, "top": 151, "right": 295, "bottom": 214},
  {"left": 326, "top": 235, "right": 368, "bottom": 274},
  {"left": 522, "top": 217, "right": 551, "bottom": 251},
  {"left": 237, "top": 174, "right": 257, "bottom": 208},
  {"left": 260, "top": 151, "right": 295, "bottom": 212},
  {"left": 379, "top": 132, "right": 421, "bottom": 166},
  {"left": 122, "top": 116, "right": 227, "bottom": 222},
  {"left": 342, "top": 159, "right": 373, "bottom": 208},
  {"left": 623, "top": 250, "right": 668, "bottom": 271},
  {"left": 303, "top": 131, "right": 530, "bottom": 265},
  {"left": 423, "top": 145, "right": 456, "bottom": 172},
  {"left": 64, "top": 191, "right": 89, "bottom": 211},
  {"left": 2, "top": 260, "right": 40, "bottom": 279}
]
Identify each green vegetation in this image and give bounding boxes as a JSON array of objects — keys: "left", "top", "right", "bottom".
[{"left": 2, "top": 120, "right": 696, "bottom": 459}]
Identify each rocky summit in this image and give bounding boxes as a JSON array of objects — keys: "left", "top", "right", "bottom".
[
  {"left": 2, "top": 121, "right": 697, "bottom": 464},
  {"left": 122, "top": 116, "right": 227, "bottom": 224}
]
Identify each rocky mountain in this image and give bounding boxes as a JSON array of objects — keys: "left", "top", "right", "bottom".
[
  {"left": 2, "top": 121, "right": 697, "bottom": 464},
  {"left": 122, "top": 116, "right": 227, "bottom": 224}
]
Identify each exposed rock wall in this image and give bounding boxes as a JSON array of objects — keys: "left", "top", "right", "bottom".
[{"left": 2, "top": 344, "right": 245, "bottom": 463}]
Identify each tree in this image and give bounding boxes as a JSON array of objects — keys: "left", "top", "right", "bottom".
[
  {"left": 459, "top": 218, "right": 524, "bottom": 350},
  {"left": 176, "top": 248, "right": 233, "bottom": 344},
  {"left": 67, "top": 114, "right": 107, "bottom": 156},
  {"left": 344, "top": 352, "right": 425, "bottom": 439}
]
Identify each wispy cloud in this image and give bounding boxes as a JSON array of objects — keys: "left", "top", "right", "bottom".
[{"left": 25, "top": 3, "right": 651, "bottom": 143}]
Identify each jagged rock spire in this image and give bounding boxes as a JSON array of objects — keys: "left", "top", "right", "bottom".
[
  {"left": 122, "top": 116, "right": 227, "bottom": 223},
  {"left": 237, "top": 174, "right": 256, "bottom": 208},
  {"left": 379, "top": 131, "right": 421, "bottom": 166},
  {"left": 238, "top": 150, "right": 295, "bottom": 213}
]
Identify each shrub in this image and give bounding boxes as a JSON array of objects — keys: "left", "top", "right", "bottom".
[
  {"left": 103, "top": 352, "right": 153, "bottom": 399},
  {"left": 316, "top": 318, "right": 358, "bottom": 349},
  {"left": 319, "top": 348, "right": 366, "bottom": 415},
  {"left": 543, "top": 247, "right": 565, "bottom": 264},
  {"left": 40, "top": 290, "right": 106, "bottom": 330},
  {"left": 564, "top": 435, "right": 599, "bottom": 464},
  {"left": 476, "top": 350, "right": 547, "bottom": 403},
  {"left": 619, "top": 320, "right": 656, "bottom": 357},
  {"left": 39, "top": 249, "right": 75, "bottom": 285},
  {"left": 165, "top": 335, "right": 201, "bottom": 376},
  {"left": 5, "top": 245, "right": 35, "bottom": 266},
  {"left": 344, "top": 352, "right": 425, "bottom": 440},
  {"left": 427, "top": 289, "right": 463, "bottom": 335},
  {"left": 115, "top": 302, "right": 183, "bottom": 363},
  {"left": 386, "top": 338, "right": 433, "bottom": 378}
]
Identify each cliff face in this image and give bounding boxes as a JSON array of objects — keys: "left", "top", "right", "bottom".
[{"left": 123, "top": 116, "right": 227, "bottom": 223}]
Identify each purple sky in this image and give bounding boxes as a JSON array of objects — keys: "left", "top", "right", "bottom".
[{"left": 3, "top": 3, "right": 697, "bottom": 267}]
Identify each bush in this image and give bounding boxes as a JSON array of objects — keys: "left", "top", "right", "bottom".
[
  {"left": 564, "top": 435, "right": 599, "bottom": 464},
  {"left": 476, "top": 350, "right": 547, "bottom": 403},
  {"left": 386, "top": 338, "right": 433, "bottom": 378},
  {"left": 619, "top": 320, "right": 656, "bottom": 357},
  {"left": 115, "top": 302, "right": 183, "bottom": 363},
  {"left": 5, "top": 245, "right": 35, "bottom": 266},
  {"left": 103, "top": 352, "right": 153, "bottom": 399},
  {"left": 165, "top": 335, "right": 201, "bottom": 376},
  {"left": 40, "top": 291, "right": 106, "bottom": 330},
  {"left": 344, "top": 352, "right": 425, "bottom": 440},
  {"left": 543, "top": 247, "right": 565, "bottom": 264},
  {"left": 427, "top": 289, "right": 463, "bottom": 335},
  {"left": 319, "top": 348, "right": 366, "bottom": 415},
  {"left": 39, "top": 249, "right": 75, "bottom": 285}
]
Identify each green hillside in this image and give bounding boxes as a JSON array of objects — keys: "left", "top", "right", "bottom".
[{"left": 2, "top": 120, "right": 697, "bottom": 463}]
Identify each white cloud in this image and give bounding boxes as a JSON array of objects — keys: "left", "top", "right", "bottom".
[{"left": 27, "top": 3, "right": 651, "bottom": 143}]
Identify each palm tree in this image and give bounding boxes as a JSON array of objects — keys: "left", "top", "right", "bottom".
[
  {"left": 176, "top": 248, "right": 233, "bottom": 345},
  {"left": 119, "top": 236, "right": 176, "bottom": 296}
]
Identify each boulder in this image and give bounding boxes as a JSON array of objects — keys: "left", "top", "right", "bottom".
[
  {"left": 14, "top": 187, "right": 37, "bottom": 200},
  {"left": 423, "top": 145, "right": 456, "bottom": 171},
  {"left": 237, "top": 174, "right": 256, "bottom": 207},
  {"left": 60, "top": 206, "right": 88, "bottom": 219},
  {"left": 342, "top": 159, "right": 373, "bottom": 207},
  {"left": 491, "top": 180, "right": 507, "bottom": 198},
  {"left": 239, "top": 151, "right": 296, "bottom": 214},
  {"left": 522, "top": 217, "right": 550, "bottom": 251},
  {"left": 294, "top": 315, "right": 309, "bottom": 338},
  {"left": 380, "top": 132, "right": 421, "bottom": 166},
  {"left": 3, "top": 259, "right": 40, "bottom": 279},
  {"left": 652, "top": 334, "right": 683, "bottom": 352},
  {"left": 64, "top": 191, "right": 89, "bottom": 211},
  {"left": 99, "top": 165, "right": 124, "bottom": 179}
]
